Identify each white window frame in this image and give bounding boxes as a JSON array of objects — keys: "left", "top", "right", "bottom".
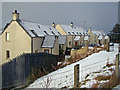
[{"left": 6, "top": 32, "right": 10, "bottom": 41}]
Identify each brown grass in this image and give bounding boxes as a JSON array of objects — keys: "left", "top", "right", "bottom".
[
  {"left": 99, "top": 73, "right": 119, "bottom": 88},
  {"left": 95, "top": 75, "right": 111, "bottom": 81},
  {"left": 91, "top": 82, "right": 99, "bottom": 88}
]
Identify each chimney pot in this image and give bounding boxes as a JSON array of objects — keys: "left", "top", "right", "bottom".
[
  {"left": 70, "top": 22, "right": 73, "bottom": 28},
  {"left": 52, "top": 22, "right": 55, "bottom": 28}
]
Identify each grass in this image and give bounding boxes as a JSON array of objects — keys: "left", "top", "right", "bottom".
[
  {"left": 99, "top": 73, "right": 118, "bottom": 88},
  {"left": 95, "top": 75, "right": 111, "bottom": 81},
  {"left": 91, "top": 82, "right": 99, "bottom": 88}
]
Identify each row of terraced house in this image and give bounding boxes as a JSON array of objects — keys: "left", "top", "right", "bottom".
[{"left": 0, "top": 10, "right": 110, "bottom": 64}]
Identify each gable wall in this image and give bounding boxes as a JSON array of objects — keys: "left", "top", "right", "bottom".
[
  {"left": 2, "top": 21, "right": 31, "bottom": 63},
  {"left": 56, "top": 24, "right": 67, "bottom": 35}
]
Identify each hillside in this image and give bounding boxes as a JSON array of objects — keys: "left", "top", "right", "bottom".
[{"left": 27, "top": 45, "right": 119, "bottom": 88}]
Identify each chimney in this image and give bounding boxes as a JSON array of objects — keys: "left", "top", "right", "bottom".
[
  {"left": 70, "top": 22, "right": 73, "bottom": 28},
  {"left": 52, "top": 22, "right": 55, "bottom": 28},
  {"left": 88, "top": 27, "right": 91, "bottom": 32},
  {"left": 12, "top": 10, "right": 19, "bottom": 20}
]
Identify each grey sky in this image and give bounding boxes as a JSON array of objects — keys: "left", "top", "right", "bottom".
[{"left": 2, "top": 2, "right": 118, "bottom": 33}]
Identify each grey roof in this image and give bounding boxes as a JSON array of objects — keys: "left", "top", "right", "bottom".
[
  {"left": 60, "top": 24, "right": 86, "bottom": 35},
  {"left": 58, "top": 35, "right": 67, "bottom": 45},
  {"left": 42, "top": 35, "right": 55, "bottom": 48},
  {"left": 19, "top": 19, "right": 59, "bottom": 37}
]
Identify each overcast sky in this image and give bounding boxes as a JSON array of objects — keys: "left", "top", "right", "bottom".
[{"left": 2, "top": 2, "right": 118, "bottom": 33}]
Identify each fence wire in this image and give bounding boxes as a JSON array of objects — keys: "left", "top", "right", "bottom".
[{"left": 28, "top": 56, "right": 116, "bottom": 88}]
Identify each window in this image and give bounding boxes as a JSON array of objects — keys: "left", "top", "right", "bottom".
[
  {"left": 58, "top": 32, "right": 61, "bottom": 35},
  {"left": 72, "top": 32, "right": 75, "bottom": 35},
  {"left": 44, "top": 49, "right": 49, "bottom": 54},
  {"left": 69, "top": 41, "right": 71, "bottom": 46},
  {"left": 6, "top": 50, "right": 10, "bottom": 58},
  {"left": 79, "top": 32, "right": 82, "bottom": 35},
  {"left": 59, "top": 45, "right": 61, "bottom": 49},
  {"left": 31, "top": 30, "right": 38, "bottom": 37},
  {"left": 44, "top": 31, "right": 49, "bottom": 35},
  {"left": 75, "top": 41, "right": 78, "bottom": 46},
  {"left": 51, "top": 31, "right": 55, "bottom": 35},
  {"left": 38, "top": 25, "right": 40, "bottom": 28},
  {"left": 6, "top": 32, "right": 9, "bottom": 41},
  {"left": 68, "top": 32, "right": 71, "bottom": 35}
]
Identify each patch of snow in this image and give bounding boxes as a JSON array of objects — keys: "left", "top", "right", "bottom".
[
  {"left": 114, "top": 43, "right": 119, "bottom": 53},
  {"left": 65, "top": 55, "right": 71, "bottom": 60},
  {"left": 101, "top": 45, "right": 104, "bottom": 47},
  {"left": 88, "top": 47, "right": 93, "bottom": 50},
  {"left": 71, "top": 48, "right": 74, "bottom": 50},
  {"left": 98, "top": 36, "right": 103, "bottom": 40},
  {"left": 57, "top": 62, "right": 62, "bottom": 65},
  {"left": 104, "top": 36, "right": 109, "bottom": 39}
]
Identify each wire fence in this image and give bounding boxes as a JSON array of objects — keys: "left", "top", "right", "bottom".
[{"left": 28, "top": 55, "right": 116, "bottom": 88}]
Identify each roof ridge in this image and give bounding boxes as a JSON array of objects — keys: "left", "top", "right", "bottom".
[
  {"left": 20, "top": 19, "right": 46, "bottom": 25},
  {"left": 21, "top": 19, "right": 53, "bottom": 27}
]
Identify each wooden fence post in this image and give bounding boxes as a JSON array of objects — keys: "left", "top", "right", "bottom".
[
  {"left": 74, "top": 64, "right": 79, "bottom": 88},
  {"left": 106, "top": 42, "right": 110, "bottom": 52},
  {"left": 115, "top": 53, "right": 119, "bottom": 83}
]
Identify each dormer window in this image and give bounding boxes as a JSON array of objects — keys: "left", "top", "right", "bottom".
[
  {"left": 31, "top": 30, "right": 38, "bottom": 37},
  {"left": 44, "top": 31, "right": 49, "bottom": 35},
  {"left": 6, "top": 32, "right": 9, "bottom": 41},
  {"left": 68, "top": 32, "right": 71, "bottom": 35},
  {"left": 58, "top": 32, "right": 61, "bottom": 35},
  {"left": 38, "top": 25, "right": 40, "bottom": 28},
  {"left": 49, "top": 28, "right": 52, "bottom": 30},
  {"left": 51, "top": 31, "right": 55, "bottom": 35},
  {"left": 76, "top": 32, "right": 79, "bottom": 35},
  {"left": 79, "top": 32, "right": 82, "bottom": 35},
  {"left": 72, "top": 32, "right": 75, "bottom": 35}
]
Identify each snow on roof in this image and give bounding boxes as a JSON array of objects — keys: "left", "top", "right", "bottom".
[
  {"left": 104, "top": 36, "right": 109, "bottom": 39},
  {"left": 74, "top": 36, "right": 80, "bottom": 41},
  {"left": 92, "top": 30, "right": 105, "bottom": 36},
  {"left": 60, "top": 24, "right": 86, "bottom": 35},
  {"left": 98, "top": 36, "right": 103, "bottom": 40},
  {"left": 19, "top": 19, "right": 59, "bottom": 37},
  {"left": 58, "top": 35, "right": 67, "bottom": 45},
  {"left": 84, "top": 36, "right": 89, "bottom": 40},
  {"left": 42, "top": 35, "right": 55, "bottom": 48}
]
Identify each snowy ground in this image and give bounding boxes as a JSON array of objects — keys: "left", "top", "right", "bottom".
[{"left": 27, "top": 45, "right": 119, "bottom": 88}]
